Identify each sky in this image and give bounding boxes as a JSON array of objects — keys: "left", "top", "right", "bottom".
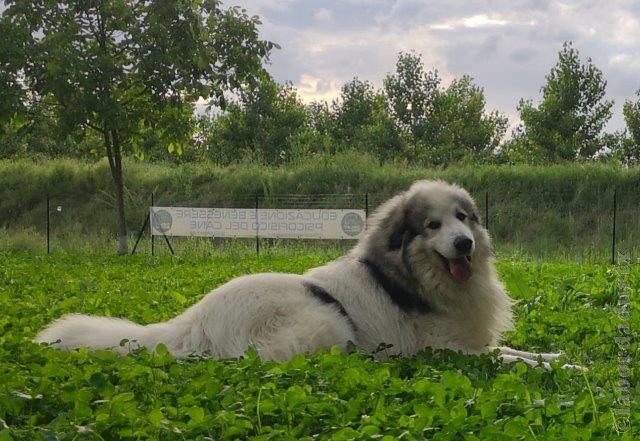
[{"left": 225, "top": 0, "right": 640, "bottom": 132}]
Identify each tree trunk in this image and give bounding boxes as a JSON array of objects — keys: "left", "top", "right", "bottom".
[
  {"left": 104, "top": 129, "right": 128, "bottom": 255},
  {"left": 112, "top": 148, "right": 128, "bottom": 255}
]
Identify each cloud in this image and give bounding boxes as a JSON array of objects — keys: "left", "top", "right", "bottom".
[
  {"left": 609, "top": 54, "right": 640, "bottom": 69},
  {"left": 428, "top": 13, "right": 534, "bottom": 31},
  {"left": 224, "top": 0, "right": 640, "bottom": 132},
  {"left": 296, "top": 74, "right": 342, "bottom": 103},
  {"left": 313, "top": 8, "right": 332, "bottom": 21}
]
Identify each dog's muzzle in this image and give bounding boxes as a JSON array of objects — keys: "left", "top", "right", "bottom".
[
  {"left": 447, "top": 255, "right": 472, "bottom": 283},
  {"left": 436, "top": 241, "right": 473, "bottom": 283}
]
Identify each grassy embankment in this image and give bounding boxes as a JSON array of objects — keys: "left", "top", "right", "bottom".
[{"left": 1, "top": 153, "right": 639, "bottom": 259}]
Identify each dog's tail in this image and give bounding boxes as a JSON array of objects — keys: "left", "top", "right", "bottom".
[{"left": 34, "top": 313, "right": 201, "bottom": 356}]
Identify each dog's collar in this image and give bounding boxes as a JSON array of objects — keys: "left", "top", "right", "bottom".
[{"left": 359, "top": 258, "right": 432, "bottom": 314}]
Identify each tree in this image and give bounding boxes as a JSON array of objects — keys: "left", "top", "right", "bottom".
[
  {"left": 332, "top": 78, "right": 378, "bottom": 138},
  {"left": 516, "top": 42, "right": 613, "bottom": 161},
  {"left": 427, "top": 75, "right": 507, "bottom": 163},
  {"left": 0, "top": 12, "right": 32, "bottom": 156},
  {"left": 384, "top": 52, "right": 506, "bottom": 164},
  {"left": 620, "top": 89, "right": 640, "bottom": 164},
  {"left": 0, "top": 15, "right": 28, "bottom": 132},
  {"left": 383, "top": 52, "right": 440, "bottom": 140},
  {"left": 307, "top": 101, "right": 333, "bottom": 135},
  {"left": 206, "top": 76, "right": 309, "bottom": 164},
  {"left": 0, "top": 104, "right": 104, "bottom": 159},
  {"left": 332, "top": 78, "right": 402, "bottom": 160},
  {"left": 604, "top": 89, "right": 640, "bottom": 166},
  {"left": 1, "top": 0, "right": 276, "bottom": 254}
]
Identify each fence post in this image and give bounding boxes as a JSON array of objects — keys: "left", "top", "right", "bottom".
[
  {"left": 131, "top": 213, "right": 150, "bottom": 255},
  {"left": 365, "top": 193, "right": 369, "bottom": 219},
  {"left": 46, "top": 194, "right": 50, "bottom": 254},
  {"left": 255, "top": 195, "right": 260, "bottom": 256},
  {"left": 484, "top": 191, "right": 489, "bottom": 231},
  {"left": 612, "top": 188, "right": 617, "bottom": 265},
  {"left": 151, "top": 192, "right": 155, "bottom": 256}
]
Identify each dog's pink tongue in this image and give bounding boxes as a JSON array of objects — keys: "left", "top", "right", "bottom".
[{"left": 449, "top": 257, "right": 472, "bottom": 283}]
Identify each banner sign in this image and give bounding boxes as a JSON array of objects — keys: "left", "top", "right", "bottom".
[{"left": 150, "top": 207, "right": 366, "bottom": 239}]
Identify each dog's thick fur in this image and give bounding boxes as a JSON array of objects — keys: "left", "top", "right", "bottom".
[{"left": 36, "top": 180, "right": 568, "bottom": 367}]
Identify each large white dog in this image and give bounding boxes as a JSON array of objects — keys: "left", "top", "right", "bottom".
[{"left": 36, "top": 180, "right": 572, "bottom": 368}]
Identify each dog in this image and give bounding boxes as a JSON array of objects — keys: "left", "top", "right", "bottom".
[{"left": 36, "top": 180, "right": 574, "bottom": 369}]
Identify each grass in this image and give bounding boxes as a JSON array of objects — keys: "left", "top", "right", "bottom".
[
  {"left": 0, "top": 249, "right": 638, "bottom": 440},
  {"left": 1, "top": 156, "right": 640, "bottom": 260}
]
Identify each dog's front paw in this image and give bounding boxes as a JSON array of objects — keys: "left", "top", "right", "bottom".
[
  {"left": 496, "top": 346, "right": 586, "bottom": 371},
  {"left": 560, "top": 363, "right": 588, "bottom": 371}
]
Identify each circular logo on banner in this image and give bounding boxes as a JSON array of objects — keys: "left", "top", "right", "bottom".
[
  {"left": 341, "top": 212, "right": 365, "bottom": 237},
  {"left": 152, "top": 209, "right": 173, "bottom": 233}
]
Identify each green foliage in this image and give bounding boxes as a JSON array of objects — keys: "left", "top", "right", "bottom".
[
  {"left": 331, "top": 78, "right": 404, "bottom": 160},
  {"left": 383, "top": 52, "right": 507, "bottom": 165},
  {"left": 0, "top": 14, "right": 29, "bottom": 128},
  {"left": 1, "top": 0, "right": 277, "bottom": 253},
  {"left": 184, "top": 53, "right": 505, "bottom": 167},
  {"left": 333, "top": 79, "right": 381, "bottom": 139},
  {"left": 611, "top": 89, "right": 640, "bottom": 165},
  {"left": 384, "top": 52, "right": 441, "bottom": 139},
  {"left": 203, "top": 77, "right": 310, "bottom": 164},
  {"left": 623, "top": 89, "right": 640, "bottom": 147},
  {"left": 2, "top": 0, "right": 276, "bottom": 155},
  {"left": 8, "top": 38, "right": 638, "bottom": 167},
  {"left": 514, "top": 42, "right": 613, "bottom": 162},
  {"left": 421, "top": 75, "right": 508, "bottom": 164},
  {"left": 0, "top": 251, "right": 638, "bottom": 439},
  {"left": 0, "top": 105, "right": 104, "bottom": 159},
  {"left": 1, "top": 157, "right": 639, "bottom": 260}
]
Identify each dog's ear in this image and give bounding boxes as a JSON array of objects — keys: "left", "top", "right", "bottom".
[
  {"left": 404, "top": 203, "right": 425, "bottom": 236},
  {"left": 388, "top": 204, "right": 422, "bottom": 251},
  {"left": 381, "top": 191, "right": 426, "bottom": 251},
  {"left": 388, "top": 218, "right": 406, "bottom": 251}
]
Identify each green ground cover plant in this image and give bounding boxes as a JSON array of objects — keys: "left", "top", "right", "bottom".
[{"left": 0, "top": 250, "right": 638, "bottom": 440}]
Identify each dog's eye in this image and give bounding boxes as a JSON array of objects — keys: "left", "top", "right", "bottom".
[
  {"left": 426, "top": 221, "right": 441, "bottom": 230},
  {"left": 456, "top": 212, "right": 467, "bottom": 222}
]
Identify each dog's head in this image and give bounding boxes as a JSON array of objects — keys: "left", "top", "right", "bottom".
[{"left": 363, "top": 180, "right": 492, "bottom": 285}]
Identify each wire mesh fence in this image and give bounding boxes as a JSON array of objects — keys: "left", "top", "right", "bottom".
[{"left": 11, "top": 187, "right": 640, "bottom": 262}]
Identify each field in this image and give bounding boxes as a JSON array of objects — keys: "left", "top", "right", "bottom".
[{"left": 0, "top": 249, "right": 638, "bottom": 440}]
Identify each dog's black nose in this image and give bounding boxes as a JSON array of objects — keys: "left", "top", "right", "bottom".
[{"left": 454, "top": 237, "right": 473, "bottom": 254}]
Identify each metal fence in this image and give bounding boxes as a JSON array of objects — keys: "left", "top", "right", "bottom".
[{"left": 27, "top": 187, "right": 639, "bottom": 263}]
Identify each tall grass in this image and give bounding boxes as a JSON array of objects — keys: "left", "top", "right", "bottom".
[{"left": 2, "top": 153, "right": 639, "bottom": 260}]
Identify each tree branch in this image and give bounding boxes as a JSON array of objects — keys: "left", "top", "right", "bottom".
[{"left": 84, "top": 121, "right": 104, "bottom": 133}]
